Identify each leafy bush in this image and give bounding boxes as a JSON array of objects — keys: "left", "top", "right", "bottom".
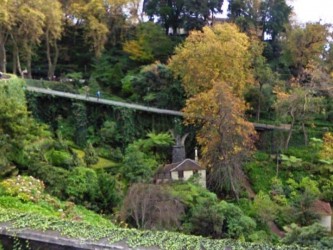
[
  {"left": 121, "top": 144, "right": 157, "bottom": 184},
  {"left": 253, "top": 191, "right": 279, "bottom": 223},
  {"left": 285, "top": 147, "right": 314, "bottom": 164},
  {"left": 283, "top": 223, "right": 333, "bottom": 249},
  {"left": 25, "top": 163, "right": 69, "bottom": 199},
  {"left": 170, "top": 181, "right": 217, "bottom": 209},
  {"left": 0, "top": 205, "right": 320, "bottom": 250},
  {"left": 95, "top": 171, "right": 123, "bottom": 213},
  {"left": 45, "top": 149, "right": 72, "bottom": 168},
  {"left": 0, "top": 175, "right": 45, "bottom": 202},
  {"left": 65, "top": 167, "right": 100, "bottom": 206},
  {"left": 320, "top": 176, "right": 333, "bottom": 201},
  {"left": 188, "top": 200, "right": 256, "bottom": 239},
  {"left": 326, "top": 110, "right": 333, "bottom": 122},
  {"left": 280, "top": 154, "right": 302, "bottom": 169},
  {"left": 244, "top": 154, "right": 276, "bottom": 193},
  {"left": 84, "top": 143, "right": 99, "bottom": 167}
]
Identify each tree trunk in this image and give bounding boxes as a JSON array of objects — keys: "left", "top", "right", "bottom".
[
  {"left": 46, "top": 32, "right": 59, "bottom": 79},
  {"left": 26, "top": 46, "right": 32, "bottom": 79},
  {"left": 302, "top": 93, "right": 308, "bottom": 146},
  {"left": 227, "top": 161, "right": 239, "bottom": 201},
  {"left": 302, "top": 122, "right": 308, "bottom": 146},
  {"left": 12, "top": 48, "right": 17, "bottom": 75},
  {"left": 11, "top": 34, "right": 22, "bottom": 76},
  {"left": 256, "top": 84, "right": 263, "bottom": 121},
  {"left": 0, "top": 33, "right": 7, "bottom": 73},
  {"left": 13, "top": 45, "right": 23, "bottom": 77},
  {"left": 46, "top": 32, "right": 52, "bottom": 79},
  {"left": 52, "top": 42, "right": 59, "bottom": 77},
  {"left": 16, "top": 51, "right": 23, "bottom": 77},
  {"left": 256, "top": 98, "right": 261, "bottom": 121},
  {"left": 285, "top": 112, "right": 295, "bottom": 149}
]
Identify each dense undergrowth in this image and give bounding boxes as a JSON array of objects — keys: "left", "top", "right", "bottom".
[
  {"left": 0, "top": 204, "right": 316, "bottom": 250},
  {"left": 1, "top": 54, "right": 333, "bottom": 249}
]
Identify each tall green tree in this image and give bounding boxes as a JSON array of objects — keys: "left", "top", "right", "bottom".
[
  {"left": 40, "top": 0, "right": 63, "bottom": 79},
  {"left": 10, "top": 0, "right": 45, "bottom": 77},
  {"left": 143, "top": 0, "right": 224, "bottom": 34},
  {"left": 275, "top": 87, "right": 323, "bottom": 148},
  {"left": 228, "top": 0, "right": 292, "bottom": 41},
  {"left": 65, "top": 0, "right": 109, "bottom": 57},
  {"left": 246, "top": 38, "right": 277, "bottom": 120},
  {"left": 282, "top": 22, "right": 329, "bottom": 83},
  {"left": 260, "top": 0, "right": 292, "bottom": 41},
  {"left": 121, "top": 132, "right": 173, "bottom": 184},
  {"left": 123, "top": 22, "right": 175, "bottom": 63},
  {"left": 0, "top": 0, "right": 14, "bottom": 72},
  {"left": 128, "top": 62, "right": 185, "bottom": 109},
  {"left": 72, "top": 102, "right": 88, "bottom": 146}
]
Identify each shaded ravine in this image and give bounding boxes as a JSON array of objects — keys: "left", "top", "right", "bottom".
[{"left": 26, "top": 86, "right": 184, "bottom": 116}]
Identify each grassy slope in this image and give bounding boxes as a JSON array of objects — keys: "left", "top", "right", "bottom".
[{"left": 72, "top": 148, "right": 118, "bottom": 169}]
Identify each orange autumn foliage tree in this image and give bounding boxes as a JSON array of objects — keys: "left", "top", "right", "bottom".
[{"left": 169, "top": 23, "right": 256, "bottom": 199}]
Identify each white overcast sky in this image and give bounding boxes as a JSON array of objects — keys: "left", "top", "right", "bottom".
[
  {"left": 220, "top": 0, "right": 333, "bottom": 25},
  {"left": 289, "top": 0, "right": 333, "bottom": 24}
]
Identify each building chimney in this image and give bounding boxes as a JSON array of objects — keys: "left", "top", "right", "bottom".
[{"left": 195, "top": 147, "right": 198, "bottom": 162}]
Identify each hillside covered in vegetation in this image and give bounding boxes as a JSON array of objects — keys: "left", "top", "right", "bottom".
[{"left": 0, "top": 0, "right": 333, "bottom": 249}]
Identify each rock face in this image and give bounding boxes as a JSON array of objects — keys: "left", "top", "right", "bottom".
[
  {"left": 172, "top": 145, "right": 186, "bottom": 163},
  {"left": 171, "top": 132, "right": 188, "bottom": 163}
]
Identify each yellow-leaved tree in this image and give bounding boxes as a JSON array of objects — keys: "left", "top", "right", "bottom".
[{"left": 169, "top": 23, "right": 256, "bottom": 199}]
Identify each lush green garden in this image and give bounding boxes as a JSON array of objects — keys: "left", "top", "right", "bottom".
[{"left": 1, "top": 0, "right": 333, "bottom": 249}]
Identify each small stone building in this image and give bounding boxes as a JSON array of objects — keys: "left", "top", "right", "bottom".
[
  {"left": 154, "top": 159, "right": 206, "bottom": 187},
  {"left": 154, "top": 133, "right": 206, "bottom": 187}
]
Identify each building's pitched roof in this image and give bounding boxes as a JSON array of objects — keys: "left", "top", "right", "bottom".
[
  {"left": 156, "top": 159, "right": 205, "bottom": 176},
  {"left": 311, "top": 200, "right": 332, "bottom": 216},
  {"left": 170, "top": 159, "right": 205, "bottom": 172}
]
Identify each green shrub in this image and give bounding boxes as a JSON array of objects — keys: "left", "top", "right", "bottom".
[
  {"left": 188, "top": 200, "right": 256, "bottom": 239},
  {"left": 254, "top": 151, "right": 270, "bottom": 161},
  {"left": 253, "top": 191, "right": 279, "bottom": 223},
  {"left": 248, "top": 230, "right": 271, "bottom": 243},
  {"left": 244, "top": 156, "right": 276, "bottom": 193},
  {"left": 320, "top": 176, "right": 333, "bottom": 201},
  {"left": 45, "top": 149, "right": 72, "bottom": 168},
  {"left": 0, "top": 175, "right": 45, "bottom": 202},
  {"left": 283, "top": 223, "right": 333, "bottom": 249},
  {"left": 26, "top": 163, "right": 69, "bottom": 199},
  {"left": 84, "top": 143, "right": 99, "bottom": 167},
  {"left": 286, "top": 147, "right": 314, "bottom": 163},
  {"left": 65, "top": 167, "right": 100, "bottom": 207},
  {"left": 326, "top": 110, "right": 333, "bottom": 122},
  {"left": 95, "top": 171, "right": 123, "bottom": 213}
]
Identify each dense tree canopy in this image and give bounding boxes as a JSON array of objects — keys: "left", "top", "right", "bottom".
[
  {"left": 1, "top": 0, "right": 333, "bottom": 247},
  {"left": 143, "top": 0, "right": 225, "bottom": 34},
  {"left": 282, "top": 23, "right": 329, "bottom": 82},
  {"left": 228, "top": 0, "right": 292, "bottom": 41},
  {"left": 170, "top": 23, "right": 252, "bottom": 97},
  {"left": 170, "top": 23, "right": 256, "bottom": 198}
]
